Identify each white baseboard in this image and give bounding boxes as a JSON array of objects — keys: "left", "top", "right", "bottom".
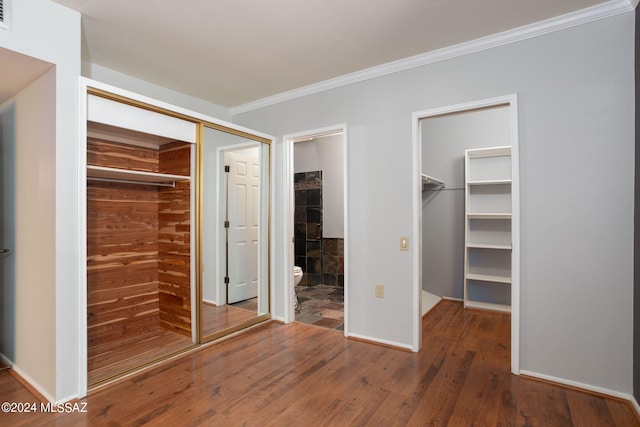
[
  {"left": 271, "top": 314, "right": 285, "bottom": 323},
  {"left": 630, "top": 395, "right": 640, "bottom": 419},
  {"left": 442, "top": 296, "right": 463, "bottom": 302},
  {"left": 346, "top": 332, "right": 414, "bottom": 352},
  {"left": 0, "top": 352, "right": 12, "bottom": 367},
  {"left": 520, "top": 369, "right": 637, "bottom": 407}
]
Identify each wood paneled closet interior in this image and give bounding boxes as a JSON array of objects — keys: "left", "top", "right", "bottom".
[
  {"left": 85, "top": 92, "right": 198, "bottom": 386},
  {"left": 82, "top": 81, "right": 273, "bottom": 391}
]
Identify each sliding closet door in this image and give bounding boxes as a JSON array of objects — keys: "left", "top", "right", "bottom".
[{"left": 199, "top": 124, "right": 271, "bottom": 342}]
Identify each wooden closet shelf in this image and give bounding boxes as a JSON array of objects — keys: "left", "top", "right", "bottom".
[{"left": 87, "top": 165, "right": 190, "bottom": 186}]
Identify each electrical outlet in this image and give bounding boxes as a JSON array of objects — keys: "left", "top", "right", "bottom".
[
  {"left": 400, "top": 237, "right": 409, "bottom": 251},
  {"left": 375, "top": 284, "right": 384, "bottom": 298}
]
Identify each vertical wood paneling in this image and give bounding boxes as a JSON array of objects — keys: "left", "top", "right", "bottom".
[
  {"left": 158, "top": 142, "right": 192, "bottom": 336},
  {"left": 86, "top": 178, "right": 160, "bottom": 351},
  {"left": 87, "top": 138, "right": 192, "bottom": 352},
  {"left": 87, "top": 138, "right": 159, "bottom": 173}
]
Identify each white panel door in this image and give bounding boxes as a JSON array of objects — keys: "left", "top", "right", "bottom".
[{"left": 226, "top": 150, "right": 260, "bottom": 303}]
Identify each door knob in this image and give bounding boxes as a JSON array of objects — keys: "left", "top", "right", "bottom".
[{"left": 0, "top": 249, "right": 10, "bottom": 254}]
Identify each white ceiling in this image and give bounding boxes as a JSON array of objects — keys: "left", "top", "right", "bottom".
[{"left": 41, "top": 1, "right": 626, "bottom": 108}]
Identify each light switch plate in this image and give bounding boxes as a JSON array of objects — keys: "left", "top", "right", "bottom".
[{"left": 400, "top": 237, "right": 409, "bottom": 251}]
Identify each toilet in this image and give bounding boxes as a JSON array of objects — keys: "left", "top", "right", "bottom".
[
  {"left": 293, "top": 266, "right": 304, "bottom": 286},
  {"left": 293, "top": 266, "right": 303, "bottom": 311}
]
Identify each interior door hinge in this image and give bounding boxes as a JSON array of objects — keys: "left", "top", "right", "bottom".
[
  {"left": 224, "top": 165, "right": 230, "bottom": 173},
  {"left": 224, "top": 276, "right": 230, "bottom": 284},
  {"left": 224, "top": 221, "right": 230, "bottom": 228}
]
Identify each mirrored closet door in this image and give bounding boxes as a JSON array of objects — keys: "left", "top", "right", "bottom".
[{"left": 198, "top": 124, "right": 271, "bottom": 342}]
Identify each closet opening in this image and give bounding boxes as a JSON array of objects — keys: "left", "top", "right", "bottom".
[
  {"left": 86, "top": 121, "right": 196, "bottom": 387},
  {"left": 414, "top": 96, "right": 520, "bottom": 373},
  {"left": 79, "top": 81, "right": 274, "bottom": 395}
]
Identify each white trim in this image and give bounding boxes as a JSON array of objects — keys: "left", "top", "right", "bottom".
[
  {"left": 520, "top": 369, "right": 638, "bottom": 405},
  {"left": 631, "top": 395, "right": 640, "bottom": 419},
  {"left": 282, "top": 135, "right": 294, "bottom": 323},
  {"left": 77, "top": 79, "right": 89, "bottom": 399},
  {"left": 412, "top": 94, "right": 520, "bottom": 373},
  {"left": 509, "top": 95, "right": 521, "bottom": 374},
  {"left": 231, "top": 0, "right": 633, "bottom": 115},
  {"left": 281, "top": 124, "right": 348, "bottom": 335},
  {"left": 411, "top": 111, "right": 422, "bottom": 352},
  {"left": 269, "top": 132, "right": 276, "bottom": 322},
  {"left": 346, "top": 333, "right": 414, "bottom": 352}
]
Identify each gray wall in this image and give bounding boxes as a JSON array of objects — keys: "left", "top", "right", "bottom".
[
  {"left": 421, "top": 106, "right": 510, "bottom": 299},
  {"left": 234, "top": 12, "right": 635, "bottom": 394},
  {"left": 294, "top": 134, "right": 345, "bottom": 238}
]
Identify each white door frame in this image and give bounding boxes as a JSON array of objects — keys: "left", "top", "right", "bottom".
[
  {"left": 412, "top": 94, "right": 520, "bottom": 374},
  {"left": 281, "top": 124, "right": 348, "bottom": 334}
]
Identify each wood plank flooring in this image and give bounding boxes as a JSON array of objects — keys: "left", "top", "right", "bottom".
[
  {"left": 88, "top": 327, "right": 193, "bottom": 386},
  {"left": 90, "top": 298, "right": 259, "bottom": 385},
  {"left": 202, "top": 301, "right": 259, "bottom": 336},
  {"left": 1, "top": 300, "right": 638, "bottom": 426}
]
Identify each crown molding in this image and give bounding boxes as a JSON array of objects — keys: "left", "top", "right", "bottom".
[{"left": 231, "top": 0, "right": 633, "bottom": 116}]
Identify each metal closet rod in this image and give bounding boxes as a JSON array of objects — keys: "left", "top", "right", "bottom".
[
  {"left": 87, "top": 177, "right": 176, "bottom": 188},
  {"left": 421, "top": 173, "right": 445, "bottom": 187}
]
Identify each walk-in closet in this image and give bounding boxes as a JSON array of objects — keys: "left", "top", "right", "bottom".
[{"left": 420, "top": 101, "right": 518, "bottom": 328}]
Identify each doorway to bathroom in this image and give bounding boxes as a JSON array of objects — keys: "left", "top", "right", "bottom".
[{"left": 284, "top": 126, "right": 347, "bottom": 332}]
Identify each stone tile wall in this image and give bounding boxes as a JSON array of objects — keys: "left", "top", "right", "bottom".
[{"left": 294, "top": 171, "right": 344, "bottom": 287}]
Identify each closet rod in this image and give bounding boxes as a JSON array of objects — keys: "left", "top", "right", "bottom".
[
  {"left": 421, "top": 173, "right": 445, "bottom": 187},
  {"left": 87, "top": 177, "right": 176, "bottom": 188}
]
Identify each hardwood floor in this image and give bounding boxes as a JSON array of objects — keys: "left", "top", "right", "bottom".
[
  {"left": 202, "top": 301, "right": 259, "bottom": 336},
  {"left": 88, "top": 327, "right": 193, "bottom": 386},
  {"left": 1, "top": 300, "right": 638, "bottom": 426}
]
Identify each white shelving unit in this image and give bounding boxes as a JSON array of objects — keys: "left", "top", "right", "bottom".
[{"left": 464, "top": 146, "right": 512, "bottom": 312}]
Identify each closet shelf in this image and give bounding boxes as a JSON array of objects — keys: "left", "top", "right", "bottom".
[
  {"left": 421, "top": 173, "right": 445, "bottom": 188},
  {"left": 466, "top": 243, "right": 512, "bottom": 250},
  {"left": 467, "top": 213, "right": 512, "bottom": 219},
  {"left": 465, "top": 300, "right": 511, "bottom": 312},
  {"left": 87, "top": 165, "right": 190, "bottom": 187},
  {"left": 467, "top": 179, "right": 512, "bottom": 186},
  {"left": 466, "top": 273, "right": 511, "bottom": 284}
]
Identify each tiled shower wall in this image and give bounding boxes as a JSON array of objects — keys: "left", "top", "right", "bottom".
[{"left": 294, "top": 171, "right": 344, "bottom": 287}]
